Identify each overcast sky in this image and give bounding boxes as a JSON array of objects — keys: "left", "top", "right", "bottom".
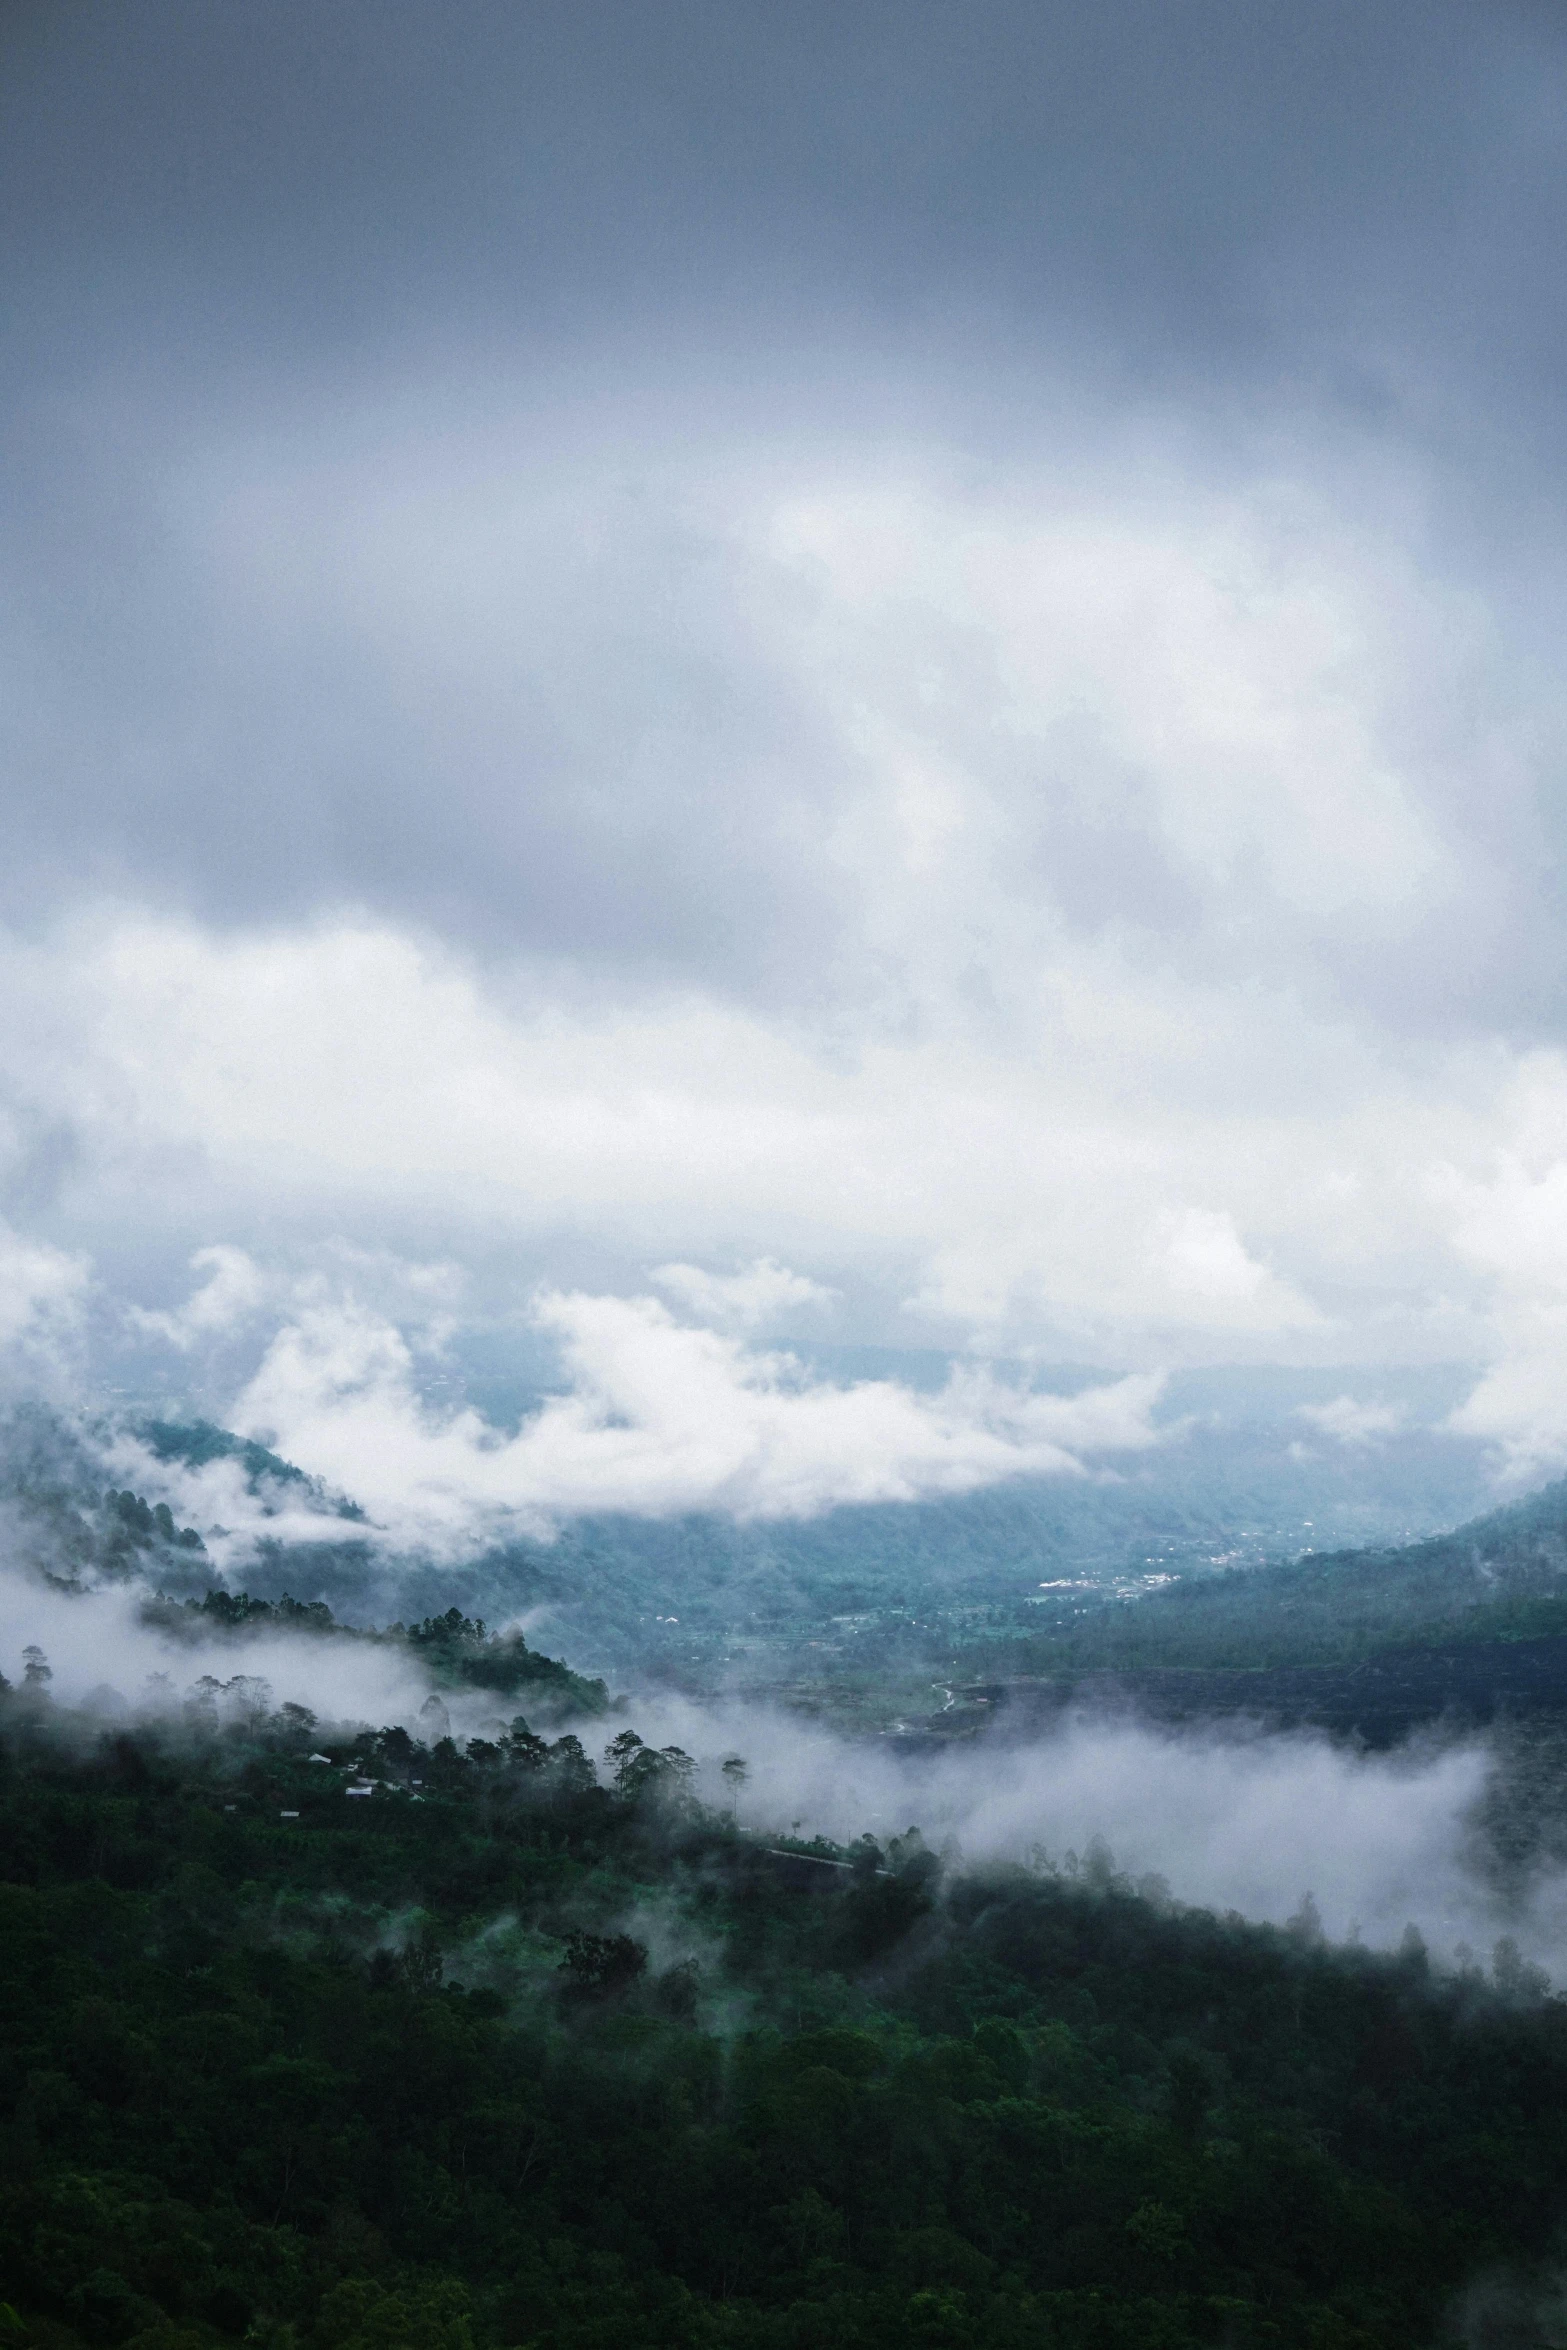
[{"left": 5, "top": 0, "right": 1567, "bottom": 1521}]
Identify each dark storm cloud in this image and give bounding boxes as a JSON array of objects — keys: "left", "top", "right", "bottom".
[
  {"left": 2, "top": 396, "right": 859, "bottom": 986},
  {"left": 6, "top": 0, "right": 1562, "bottom": 386},
  {"left": 3, "top": 0, "right": 1566, "bottom": 989}
]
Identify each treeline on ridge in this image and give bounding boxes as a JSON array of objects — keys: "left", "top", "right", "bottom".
[{"left": 127, "top": 1592, "right": 610, "bottom": 1724}]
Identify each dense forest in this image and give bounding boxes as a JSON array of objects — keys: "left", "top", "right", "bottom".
[
  {"left": 2, "top": 1657, "right": 1566, "bottom": 2350},
  {"left": 7, "top": 1419, "right": 1567, "bottom": 2343}
]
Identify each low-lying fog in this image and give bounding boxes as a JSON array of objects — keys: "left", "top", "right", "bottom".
[
  {"left": 677, "top": 1698, "right": 1505, "bottom": 1962},
  {"left": 7, "top": 1560, "right": 1561, "bottom": 1982},
  {"left": 0, "top": 1566, "right": 437, "bottom": 1732}
]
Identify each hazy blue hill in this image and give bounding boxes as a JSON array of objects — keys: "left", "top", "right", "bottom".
[
  {"left": 0, "top": 1392, "right": 1525, "bottom": 1702},
  {"left": 264, "top": 1358, "right": 1495, "bottom": 1675},
  {"left": 376, "top": 1354, "right": 1497, "bottom": 1676},
  {"left": 0, "top": 1404, "right": 213, "bottom": 1586},
  {"left": 138, "top": 1417, "right": 369, "bottom": 1517},
  {"left": 1004, "top": 1475, "right": 1567, "bottom": 1682}
]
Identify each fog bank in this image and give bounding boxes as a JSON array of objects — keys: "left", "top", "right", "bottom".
[{"left": 620, "top": 1687, "right": 1562, "bottom": 1974}]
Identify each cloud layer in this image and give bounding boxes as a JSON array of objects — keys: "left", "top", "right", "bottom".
[
  {"left": 5, "top": 1, "right": 1567, "bottom": 1483},
  {"left": 223, "top": 1282, "right": 1167, "bottom": 1546}
]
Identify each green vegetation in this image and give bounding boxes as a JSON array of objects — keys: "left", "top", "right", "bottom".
[
  {"left": 399, "top": 1609, "right": 607, "bottom": 1716},
  {"left": 654, "top": 1479, "right": 1567, "bottom": 1745},
  {"left": 2, "top": 1673, "right": 1566, "bottom": 2350},
  {"left": 137, "top": 1425, "right": 359, "bottom": 1517},
  {"left": 973, "top": 1475, "right": 1567, "bottom": 1681},
  {"left": 6, "top": 1410, "right": 1567, "bottom": 2343},
  {"left": 134, "top": 1595, "right": 610, "bottom": 1726}
]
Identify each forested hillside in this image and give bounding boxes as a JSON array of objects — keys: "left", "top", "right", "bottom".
[
  {"left": 2, "top": 1670, "right": 1565, "bottom": 2350},
  {"left": 999, "top": 1476, "right": 1567, "bottom": 1680}
]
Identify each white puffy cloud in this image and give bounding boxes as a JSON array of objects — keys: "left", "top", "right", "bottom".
[
  {"left": 1429, "top": 1082, "right": 1567, "bottom": 1479},
  {"left": 0, "top": 1220, "right": 89, "bottom": 1384},
  {"left": 1446, "top": 1360, "right": 1564, "bottom": 1485},
  {"left": 641, "top": 1690, "right": 1509, "bottom": 1961},
  {"left": 0, "top": 904, "right": 1504, "bottom": 1362},
  {"left": 28, "top": 411, "right": 1530, "bottom": 1049},
  {"left": 1295, "top": 1395, "right": 1407, "bottom": 1446},
  {"left": 764, "top": 471, "right": 1465, "bottom": 955},
  {"left": 1295, "top": 1394, "right": 1407, "bottom": 1447},
  {"left": 129, "top": 1244, "right": 266, "bottom": 1348},
  {"left": 0, "top": 1562, "right": 435, "bottom": 1730},
  {"left": 6, "top": 0, "right": 1567, "bottom": 1582},
  {"left": 227, "top": 1284, "right": 1169, "bottom": 1547},
  {"left": 93, "top": 1424, "right": 370, "bottom": 1581},
  {"left": 1155, "top": 1208, "right": 1323, "bottom": 1330},
  {"left": 649, "top": 1258, "right": 835, "bottom": 1327}
]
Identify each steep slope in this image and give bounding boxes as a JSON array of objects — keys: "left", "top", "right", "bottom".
[
  {"left": 1009, "top": 1476, "right": 1567, "bottom": 1678},
  {"left": 893, "top": 1479, "right": 1567, "bottom": 1753}
]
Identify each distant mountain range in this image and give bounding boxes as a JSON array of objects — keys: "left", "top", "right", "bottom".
[
  {"left": 4, "top": 1392, "right": 1565, "bottom": 1731},
  {"left": 1020, "top": 1474, "right": 1567, "bottom": 1677},
  {"left": 906, "top": 1477, "right": 1567, "bottom": 1758}
]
